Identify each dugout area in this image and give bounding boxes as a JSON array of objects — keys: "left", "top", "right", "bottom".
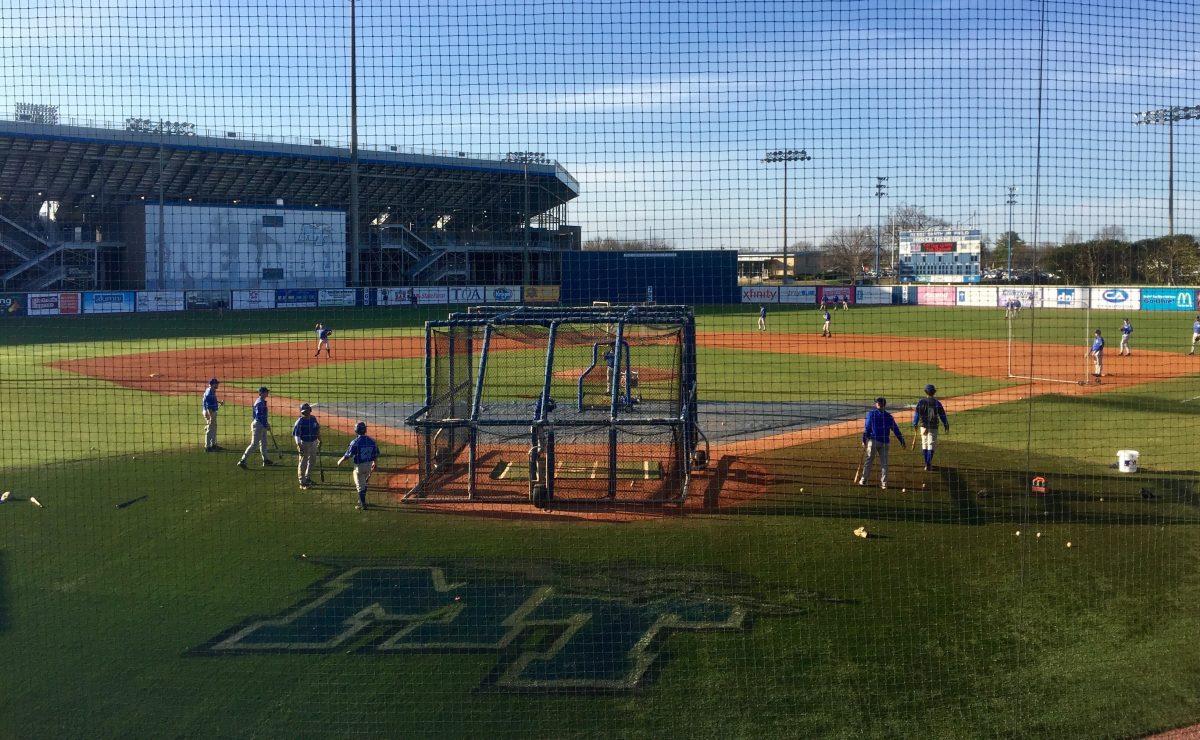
[{"left": 404, "top": 305, "right": 706, "bottom": 506}]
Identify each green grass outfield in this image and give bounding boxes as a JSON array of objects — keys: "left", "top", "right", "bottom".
[{"left": 2, "top": 304, "right": 1200, "bottom": 738}]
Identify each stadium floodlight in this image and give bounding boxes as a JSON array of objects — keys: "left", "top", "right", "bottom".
[
  {"left": 1006, "top": 186, "right": 1017, "bottom": 279},
  {"left": 506, "top": 152, "right": 552, "bottom": 285},
  {"left": 762, "top": 149, "right": 811, "bottom": 284},
  {"left": 874, "top": 177, "right": 888, "bottom": 277},
  {"left": 1134, "top": 104, "right": 1200, "bottom": 236}
]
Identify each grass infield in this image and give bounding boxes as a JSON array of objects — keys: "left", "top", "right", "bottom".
[{"left": 1, "top": 303, "right": 1199, "bottom": 737}]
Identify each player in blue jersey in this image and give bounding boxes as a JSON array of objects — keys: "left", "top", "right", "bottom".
[
  {"left": 1190, "top": 316, "right": 1200, "bottom": 355},
  {"left": 292, "top": 403, "right": 321, "bottom": 489},
  {"left": 237, "top": 387, "right": 275, "bottom": 468},
  {"left": 202, "top": 378, "right": 224, "bottom": 452},
  {"left": 912, "top": 384, "right": 950, "bottom": 471},
  {"left": 314, "top": 323, "right": 333, "bottom": 357},
  {"left": 1089, "top": 329, "right": 1105, "bottom": 384},
  {"left": 758, "top": 304, "right": 767, "bottom": 331},
  {"left": 859, "top": 397, "right": 906, "bottom": 490},
  {"left": 337, "top": 422, "right": 380, "bottom": 509},
  {"left": 821, "top": 308, "right": 832, "bottom": 338},
  {"left": 1119, "top": 318, "right": 1133, "bottom": 356}
]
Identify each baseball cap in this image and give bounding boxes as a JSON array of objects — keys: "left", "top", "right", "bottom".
[
  {"left": 875, "top": 397, "right": 887, "bottom": 407},
  {"left": 355, "top": 421, "right": 368, "bottom": 434},
  {"left": 924, "top": 384, "right": 936, "bottom": 394},
  {"left": 258, "top": 386, "right": 269, "bottom": 394},
  {"left": 209, "top": 378, "right": 219, "bottom": 385},
  {"left": 299, "top": 402, "right": 312, "bottom": 413}
]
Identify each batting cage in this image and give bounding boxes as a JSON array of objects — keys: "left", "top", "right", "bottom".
[{"left": 405, "top": 305, "right": 705, "bottom": 506}]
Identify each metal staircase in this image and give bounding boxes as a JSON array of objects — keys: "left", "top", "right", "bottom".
[{"left": 0, "top": 213, "right": 93, "bottom": 290}]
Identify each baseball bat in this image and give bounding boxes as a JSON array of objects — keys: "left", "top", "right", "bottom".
[
  {"left": 269, "top": 428, "right": 281, "bottom": 455},
  {"left": 852, "top": 444, "right": 865, "bottom": 484}
]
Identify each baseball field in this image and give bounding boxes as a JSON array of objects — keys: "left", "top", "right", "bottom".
[{"left": 3, "top": 303, "right": 1200, "bottom": 738}]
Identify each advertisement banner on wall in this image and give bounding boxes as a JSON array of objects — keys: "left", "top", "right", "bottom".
[
  {"left": 855, "top": 286, "right": 894, "bottom": 305},
  {"left": 137, "top": 291, "right": 185, "bottom": 312},
  {"left": 486, "top": 286, "right": 521, "bottom": 303},
  {"left": 997, "top": 287, "right": 1036, "bottom": 308},
  {"left": 0, "top": 293, "right": 26, "bottom": 317},
  {"left": 1140, "top": 287, "right": 1196, "bottom": 312},
  {"left": 955, "top": 286, "right": 997, "bottom": 307},
  {"left": 1037, "top": 286, "right": 1089, "bottom": 309},
  {"left": 28, "top": 292, "right": 79, "bottom": 316},
  {"left": 82, "top": 291, "right": 136, "bottom": 314},
  {"left": 917, "top": 286, "right": 957, "bottom": 306},
  {"left": 817, "top": 286, "right": 855, "bottom": 305},
  {"left": 741, "top": 285, "right": 780, "bottom": 303},
  {"left": 1090, "top": 287, "right": 1140, "bottom": 311},
  {"left": 447, "top": 286, "right": 486, "bottom": 304},
  {"left": 378, "top": 287, "right": 450, "bottom": 305},
  {"left": 231, "top": 290, "right": 276, "bottom": 310},
  {"left": 778, "top": 286, "right": 816, "bottom": 304},
  {"left": 275, "top": 288, "right": 319, "bottom": 308},
  {"left": 185, "top": 290, "right": 230, "bottom": 310},
  {"left": 318, "top": 289, "right": 359, "bottom": 307},
  {"left": 523, "top": 286, "right": 561, "bottom": 304}
]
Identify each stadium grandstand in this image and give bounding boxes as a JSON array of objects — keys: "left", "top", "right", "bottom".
[{"left": 0, "top": 115, "right": 580, "bottom": 291}]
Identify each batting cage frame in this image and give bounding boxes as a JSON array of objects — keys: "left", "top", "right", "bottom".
[{"left": 404, "top": 305, "right": 706, "bottom": 507}]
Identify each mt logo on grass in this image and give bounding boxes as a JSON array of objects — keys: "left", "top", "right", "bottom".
[{"left": 196, "top": 559, "right": 817, "bottom": 692}]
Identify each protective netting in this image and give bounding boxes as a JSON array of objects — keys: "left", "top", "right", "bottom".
[{"left": 4, "top": 1, "right": 1200, "bottom": 737}]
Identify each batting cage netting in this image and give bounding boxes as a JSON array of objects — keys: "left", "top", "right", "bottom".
[{"left": 2, "top": 0, "right": 1200, "bottom": 737}]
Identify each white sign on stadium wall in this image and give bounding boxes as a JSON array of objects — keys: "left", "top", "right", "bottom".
[
  {"left": 778, "top": 286, "right": 817, "bottom": 304},
  {"left": 486, "top": 286, "right": 521, "bottom": 303},
  {"left": 231, "top": 290, "right": 277, "bottom": 310},
  {"left": 1089, "top": 287, "right": 1140, "bottom": 311},
  {"left": 380, "top": 287, "right": 449, "bottom": 305},
  {"left": 741, "top": 286, "right": 779, "bottom": 303},
  {"left": 447, "top": 286, "right": 486, "bottom": 304},
  {"left": 996, "top": 288, "right": 1036, "bottom": 307},
  {"left": 318, "top": 289, "right": 358, "bottom": 307},
  {"left": 136, "top": 291, "right": 186, "bottom": 312},
  {"left": 955, "top": 286, "right": 997, "bottom": 307},
  {"left": 855, "top": 286, "right": 893, "bottom": 305},
  {"left": 1038, "top": 286, "right": 1088, "bottom": 309}
]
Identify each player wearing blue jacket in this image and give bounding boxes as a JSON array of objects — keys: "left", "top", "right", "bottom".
[
  {"left": 758, "top": 305, "right": 767, "bottom": 331},
  {"left": 237, "top": 387, "right": 275, "bottom": 468},
  {"left": 202, "top": 378, "right": 223, "bottom": 451},
  {"left": 1190, "top": 316, "right": 1200, "bottom": 355},
  {"left": 314, "top": 323, "right": 333, "bottom": 358},
  {"left": 1089, "top": 329, "right": 1105, "bottom": 384},
  {"left": 292, "top": 403, "right": 321, "bottom": 489},
  {"left": 912, "top": 384, "right": 950, "bottom": 471},
  {"left": 1119, "top": 319, "right": 1132, "bottom": 356},
  {"left": 859, "top": 397, "right": 906, "bottom": 489},
  {"left": 337, "top": 422, "right": 380, "bottom": 509},
  {"left": 821, "top": 309, "right": 832, "bottom": 338}
]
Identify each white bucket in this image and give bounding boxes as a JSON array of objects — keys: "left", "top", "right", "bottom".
[{"left": 1117, "top": 450, "right": 1139, "bottom": 473}]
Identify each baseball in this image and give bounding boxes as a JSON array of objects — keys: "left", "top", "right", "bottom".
[
  {"left": 901, "top": 488, "right": 906, "bottom": 493},
  {"left": 1015, "top": 530, "right": 1021, "bottom": 536},
  {"left": 1036, "top": 532, "right": 1041, "bottom": 538},
  {"left": 1066, "top": 542, "right": 1072, "bottom": 548},
  {"left": 0, "top": 491, "right": 9, "bottom": 503}
]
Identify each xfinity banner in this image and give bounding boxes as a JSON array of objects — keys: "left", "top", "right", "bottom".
[
  {"left": 779, "top": 286, "right": 817, "bottom": 304},
  {"left": 136, "top": 291, "right": 185, "bottom": 312},
  {"left": 318, "top": 289, "right": 359, "bottom": 307},
  {"left": 82, "top": 291, "right": 136, "bottom": 314},
  {"left": 1090, "top": 287, "right": 1140, "bottom": 311},
  {"left": 231, "top": 290, "right": 276, "bottom": 310},
  {"left": 275, "top": 288, "right": 319, "bottom": 308},
  {"left": 1141, "top": 288, "right": 1196, "bottom": 312},
  {"left": 741, "top": 286, "right": 779, "bottom": 303}
]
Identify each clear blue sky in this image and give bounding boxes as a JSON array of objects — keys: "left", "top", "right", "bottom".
[{"left": 1, "top": 0, "right": 1197, "bottom": 247}]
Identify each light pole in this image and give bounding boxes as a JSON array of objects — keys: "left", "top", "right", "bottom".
[
  {"left": 1135, "top": 104, "right": 1200, "bottom": 236},
  {"left": 762, "top": 149, "right": 811, "bottom": 284},
  {"left": 874, "top": 176, "right": 888, "bottom": 278},
  {"left": 348, "top": 0, "right": 361, "bottom": 285},
  {"left": 1006, "top": 186, "right": 1017, "bottom": 278},
  {"left": 505, "top": 151, "right": 550, "bottom": 285}
]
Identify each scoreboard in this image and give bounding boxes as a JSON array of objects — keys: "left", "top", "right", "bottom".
[{"left": 897, "top": 229, "right": 982, "bottom": 283}]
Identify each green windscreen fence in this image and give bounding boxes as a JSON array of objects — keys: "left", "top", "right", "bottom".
[{"left": 1, "top": 1, "right": 1199, "bottom": 737}]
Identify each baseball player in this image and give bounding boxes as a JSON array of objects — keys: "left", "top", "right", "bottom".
[
  {"left": 1190, "top": 315, "right": 1200, "bottom": 355},
  {"left": 1089, "top": 329, "right": 1105, "bottom": 384},
  {"left": 912, "top": 384, "right": 949, "bottom": 471},
  {"left": 758, "top": 304, "right": 767, "bottom": 331},
  {"left": 859, "top": 397, "right": 906, "bottom": 490},
  {"left": 237, "top": 386, "right": 275, "bottom": 468},
  {"left": 821, "top": 307, "right": 832, "bottom": 338},
  {"left": 292, "top": 403, "right": 321, "bottom": 489},
  {"left": 314, "top": 323, "right": 333, "bottom": 357},
  {"left": 337, "top": 421, "right": 380, "bottom": 510},
  {"left": 840, "top": 297, "right": 850, "bottom": 310},
  {"left": 202, "top": 378, "right": 224, "bottom": 452},
  {"left": 1119, "top": 319, "right": 1133, "bottom": 356}
]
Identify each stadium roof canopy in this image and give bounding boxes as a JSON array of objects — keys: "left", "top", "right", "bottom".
[{"left": 0, "top": 119, "right": 579, "bottom": 229}]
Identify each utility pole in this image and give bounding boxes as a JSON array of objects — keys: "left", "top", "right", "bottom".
[
  {"left": 874, "top": 176, "right": 888, "bottom": 277},
  {"left": 1006, "top": 186, "right": 1017, "bottom": 278},
  {"left": 348, "top": 0, "right": 361, "bottom": 285},
  {"left": 1135, "top": 104, "right": 1200, "bottom": 236},
  {"left": 762, "top": 149, "right": 811, "bottom": 284}
]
